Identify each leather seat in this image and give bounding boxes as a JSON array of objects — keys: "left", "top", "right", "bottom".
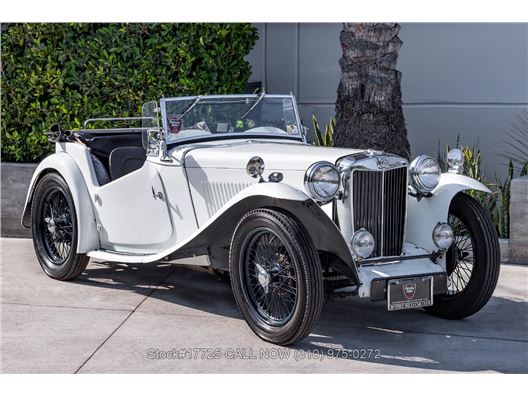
[
  {"left": 109, "top": 147, "right": 146, "bottom": 181},
  {"left": 75, "top": 131, "right": 143, "bottom": 169},
  {"left": 91, "top": 154, "right": 111, "bottom": 186}
]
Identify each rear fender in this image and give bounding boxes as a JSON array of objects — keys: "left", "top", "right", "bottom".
[{"left": 21, "top": 152, "right": 99, "bottom": 253}]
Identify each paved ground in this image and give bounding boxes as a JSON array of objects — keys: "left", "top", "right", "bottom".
[{"left": 1, "top": 237, "right": 527, "bottom": 373}]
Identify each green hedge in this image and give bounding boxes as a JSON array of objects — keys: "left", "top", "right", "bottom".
[{"left": 1, "top": 23, "right": 258, "bottom": 162}]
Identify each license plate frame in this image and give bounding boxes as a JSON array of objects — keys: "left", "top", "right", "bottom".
[{"left": 387, "top": 276, "right": 433, "bottom": 311}]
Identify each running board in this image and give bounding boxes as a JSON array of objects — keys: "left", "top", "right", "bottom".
[{"left": 87, "top": 249, "right": 157, "bottom": 263}]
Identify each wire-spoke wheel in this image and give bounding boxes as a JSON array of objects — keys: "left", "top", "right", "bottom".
[
  {"left": 425, "top": 193, "right": 500, "bottom": 319},
  {"left": 229, "top": 209, "right": 323, "bottom": 345},
  {"left": 31, "top": 173, "right": 89, "bottom": 280},
  {"left": 445, "top": 213, "right": 475, "bottom": 295},
  {"left": 41, "top": 189, "right": 74, "bottom": 264},
  {"left": 243, "top": 228, "right": 298, "bottom": 326}
]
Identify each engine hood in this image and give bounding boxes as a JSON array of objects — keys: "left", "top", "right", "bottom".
[{"left": 178, "top": 139, "right": 365, "bottom": 171}]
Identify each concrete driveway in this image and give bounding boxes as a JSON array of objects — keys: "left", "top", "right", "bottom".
[{"left": 1, "top": 237, "right": 527, "bottom": 373}]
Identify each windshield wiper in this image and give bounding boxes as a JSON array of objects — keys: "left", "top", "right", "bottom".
[
  {"left": 241, "top": 91, "right": 266, "bottom": 120},
  {"left": 175, "top": 95, "right": 202, "bottom": 122}
]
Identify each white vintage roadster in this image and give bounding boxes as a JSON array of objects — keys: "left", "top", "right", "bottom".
[{"left": 23, "top": 94, "right": 500, "bottom": 345}]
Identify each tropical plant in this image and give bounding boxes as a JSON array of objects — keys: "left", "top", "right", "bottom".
[
  {"left": 1, "top": 23, "right": 258, "bottom": 162},
  {"left": 333, "top": 23, "right": 410, "bottom": 159},
  {"left": 493, "top": 161, "right": 514, "bottom": 239},
  {"left": 437, "top": 137, "right": 526, "bottom": 239},
  {"left": 501, "top": 110, "right": 528, "bottom": 174},
  {"left": 312, "top": 115, "right": 335, "bottom": 147},
  {"left": 437, "top": 136, "right": 490, "bottom": 204}
]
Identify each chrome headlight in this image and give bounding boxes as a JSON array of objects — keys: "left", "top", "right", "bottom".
[
  {"left": 304, "top": 161, "right": 340, "bottom": 203},
  {"left": 409, "top": 155, "right": 440, "bottom": 193},
  {"left": 351, "top": 229, "right": 375, "bottom": 259},
  {"left": 432, "top": 223, "right": 454, "bottom": 250}
]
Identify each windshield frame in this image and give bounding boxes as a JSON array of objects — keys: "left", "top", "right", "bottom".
[{"left": 159, "top": 94, "right": 305, "bottom": 145}]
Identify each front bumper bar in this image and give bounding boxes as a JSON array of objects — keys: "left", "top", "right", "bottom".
[{"left": 357, "top": 257, "right": 447, "bottom": 299}]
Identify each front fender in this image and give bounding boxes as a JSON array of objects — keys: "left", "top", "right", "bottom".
[
  {"left": 174, "top": 182, "right": 360, "bottom": 283},
  {"left": 406, "top": 173, "right": 491, "bottom": 258},
  {"left": 21, "top": 152, "right": 99, "bottom": 253}
]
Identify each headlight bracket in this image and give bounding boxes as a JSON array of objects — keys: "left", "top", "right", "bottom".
[{"left": 408, "top": 188, "right": 433, "bottom": 201}]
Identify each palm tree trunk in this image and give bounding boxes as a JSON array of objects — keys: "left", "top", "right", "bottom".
[{"left": 334, "top": 23, "right": 410, "bottom": 159}]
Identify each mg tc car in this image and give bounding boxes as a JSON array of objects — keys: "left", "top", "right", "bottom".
[{"left": 23, "top": 94, "right": 500, "bottom": 345}]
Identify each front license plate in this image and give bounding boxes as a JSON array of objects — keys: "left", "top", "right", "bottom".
[{"left": 387, "top": 276, "right": 433, "bottom": 311}]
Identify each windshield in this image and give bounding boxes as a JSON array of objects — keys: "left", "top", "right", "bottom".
[{"left": 160, "top": 95, "right": 302, "bottom": 144}]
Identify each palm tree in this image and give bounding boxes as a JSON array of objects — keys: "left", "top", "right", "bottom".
[{"left": 334, "top": 23, "right": 410, "bottom": 159}]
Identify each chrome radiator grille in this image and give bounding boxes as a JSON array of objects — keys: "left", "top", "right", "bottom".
[{"left": 351, "top": 166, "right": 407, "bottom": 258}]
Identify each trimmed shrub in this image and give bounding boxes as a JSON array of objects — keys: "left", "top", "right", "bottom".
[{"left": 1, "top": 23, "right": 258, "bottom": 162}]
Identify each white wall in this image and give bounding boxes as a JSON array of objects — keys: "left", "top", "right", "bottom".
[{"left": 246, "top": 23, "right": 528, "bottom": 179}]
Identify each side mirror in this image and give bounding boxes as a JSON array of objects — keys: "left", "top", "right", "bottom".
[
  {"left": 44, "top": 123, "right": 64, "bottom": 142},
  {"left": 50, "top": 123, "right": 63, "bottom": 133}
]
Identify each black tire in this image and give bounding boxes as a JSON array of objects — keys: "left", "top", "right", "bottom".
[
  {"left": 229, "top": 209, "right": 324, "bottom": 345},
  {"left": 31, "top": 172, "right": 89, "bottom": 281},
  {"left": 425, "top": 193, "right": 500, "bottom": 319}
]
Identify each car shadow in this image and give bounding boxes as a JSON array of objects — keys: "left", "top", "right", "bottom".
[
  {"left": 296, "top": 294, "right": 528, "bottom": 373},
  {"left": 77, "top": 261, "right": 242, "bottom": 318},
  {"left": 77, "top": 260, "right": 528, "bottom": 373}
]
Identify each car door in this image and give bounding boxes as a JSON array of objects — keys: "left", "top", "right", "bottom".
[{"left": 93, "top": 160, "right": 174, "bottom": 251}]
